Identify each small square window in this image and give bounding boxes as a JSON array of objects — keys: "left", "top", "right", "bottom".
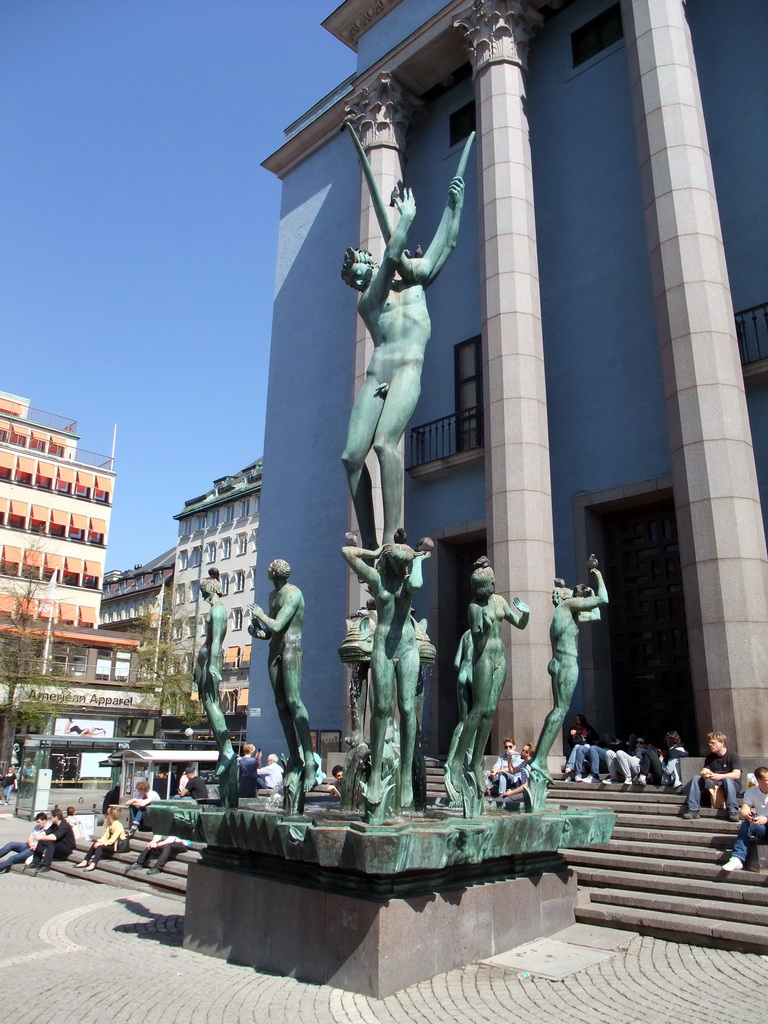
[
  {"left": 571, "top": 4, "right": 623, "bottom": 67},
  {"left": 449, "top": 101, "right": 476, "bottom": 148}
]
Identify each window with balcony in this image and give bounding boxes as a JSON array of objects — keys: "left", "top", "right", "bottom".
[{"left": 407, "top": 336, "right": 484, "bottom": 469}]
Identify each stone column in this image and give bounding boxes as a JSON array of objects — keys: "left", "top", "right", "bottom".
[
  {"left": 455, "top": 1, "right": 556, "bottom": 752},
  {"left": 621, "top": 0, "right": 768, "bottom": 754}
]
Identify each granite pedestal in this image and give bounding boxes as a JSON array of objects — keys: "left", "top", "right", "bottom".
[{"left": 150, "top": 802, "right": 615, "bottom": 997}]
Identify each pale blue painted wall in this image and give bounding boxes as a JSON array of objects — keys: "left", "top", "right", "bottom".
[
  {"left": 530, "top": 0, "right": 667, "bottom": 597},
  {"left": 248, "top": 132, "right": 360, "bottom": 755},
  {"left": 356, "top": 0, "right": 452, "bottom": 73}
]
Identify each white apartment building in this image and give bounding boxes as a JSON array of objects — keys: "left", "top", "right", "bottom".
[
  {"left": 0, "top": 389, "right": 114, "bottom": 628},
  {"left": 173, "top": 458, "right": 262, "bottom": 715}
]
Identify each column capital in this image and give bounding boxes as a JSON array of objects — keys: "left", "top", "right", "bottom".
[
  {"left": 345, "top": 73, "right": 423, "bottom": 152},
  {"left": 454, "top": 0, "right": 543, "bottom": 75}
]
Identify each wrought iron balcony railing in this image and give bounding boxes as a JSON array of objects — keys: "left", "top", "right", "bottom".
[
  {"left": 407, "top": 405, "right": 484, "bottom": 469},
  {"left": 736, "top": 301, "right": 768, "bottom": 366}
]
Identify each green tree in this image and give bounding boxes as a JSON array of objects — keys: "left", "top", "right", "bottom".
[
  {"left": 130, "top": 593, "right": 205, "bottom": 727},
  {"left": 0, "top": 567, "right": 66, "bottom": 767}
]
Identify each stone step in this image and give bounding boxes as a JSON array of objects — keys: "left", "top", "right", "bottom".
[
  {"left": 551, "top": 783, "right": 683, "bottom": 803},
  {"left": 609, "top": 826, "right": 733, "bottom": 848},
  {"left": 584, "top": 886, "right": 768, "bottom": 927},
  {"left": 575, "top": 902, "right": 768, "bottom": 954},
  {"left": 563, "top": 848, "right": 768, "bottom": 887},
  {"left": 574, "top": 865, "right": 768, "bottom": 906},
  {"left": 588, "top": 839, "right": 725, "bottom": 864}
]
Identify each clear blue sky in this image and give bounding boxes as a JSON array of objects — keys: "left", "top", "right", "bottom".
[{"left": 0, "top": 0, "right": 355, "bottom": 572}]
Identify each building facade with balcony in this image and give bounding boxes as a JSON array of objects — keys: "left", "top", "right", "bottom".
[
  {"left": 253, "top": 0, "right": 768, "bottom": 760},
  {"left": 172, "top": 459, "right": 262, "bottom": 741},
  {"left": 0, "top": 389, "right": 114, "bottom": 630},
  {"left": 100, "top": 549, "right": 176, "bottom": 632}
]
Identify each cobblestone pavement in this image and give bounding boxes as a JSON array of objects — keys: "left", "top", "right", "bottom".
[{"left": 1, "top": 816, "right": 765, "bottom": 1024}]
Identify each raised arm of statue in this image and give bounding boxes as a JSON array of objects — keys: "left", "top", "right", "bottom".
[
  {"left": 359, "top": 190, "right": 417, "bottom": 314},
  {"left": 503, "top": 596, "right": 530, "bottom": 631},
  {"left": 564, "top": 569, "right": 608, "bottom": 612},
  {"left": 406, "top": 176, "right": 465, "bottom": 287},
  {"left": 405, "top": 550, "right": 429, "bottom": 594},
  {"left": 341, "top": 545, "right": 383, "bottom": 592}
]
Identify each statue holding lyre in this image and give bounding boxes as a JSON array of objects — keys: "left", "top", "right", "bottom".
[{"left": 341, "top": 124, "right": 475, "bottom": 549}]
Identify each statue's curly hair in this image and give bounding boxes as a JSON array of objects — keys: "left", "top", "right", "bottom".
[
  {"left": 470, "top": 564, "right": 495, "bottom": 599},
  {"left": 201, "top": 575, "right": 223, "bottom": 598},
  {"left": 341, "top": 246, "right": 377, "bottom": 281},
  {"left": 269, "top": 558, "right": 291, "bottom": 580}
]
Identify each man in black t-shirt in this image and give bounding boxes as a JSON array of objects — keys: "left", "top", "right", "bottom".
[
  {"left": 684, "top": 731, "right": 742, "bottom": 821},
  {"left": 28, "top": 809, "right": 76, "bottom": 872},
  {"left": 175, "top": 767, "right": 209, "bottom": 802}
]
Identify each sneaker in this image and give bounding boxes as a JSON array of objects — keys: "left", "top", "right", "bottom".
[
  {"left": 564, "top": 775, "right": 575, "bottom": 783},
  {"left": 127, "top": 824, "right": 138, "bottom": 837},
  {"left": 683, "top": 810, "right": 700, "bottom": 819},
  {"left": 582, "top": 775, "right": 598, "bottom": 784},
  {"left": 36, "top": 866, "right": 51, "bottom": 874},
  {"left": 573, "top": 775, "right": 583, "bottom": 783},
  {"left": 124, "top": 863, "right": 140, "bottom": 874},
  {"left": 635, "top": 775, "right": 647, "bottom": 785},
  {"left": 147, "top": 867, "right": 161, "bottom": 875},
  {"left": 602, "top": 777, "right": 617, "bottom": 785},
  {"left": 722, "top": 856, "right": 743, "bottom": 872},
  {"left": 727, "top": 811, "right": 740, "bottom": 823}
]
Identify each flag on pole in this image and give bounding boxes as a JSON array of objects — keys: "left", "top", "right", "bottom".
[{"left": 38, "top": 568, "right": 58, "bottom": 619}]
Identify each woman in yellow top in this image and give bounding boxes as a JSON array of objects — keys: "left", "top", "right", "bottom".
[{"left": 76, "top": 806, "right": 126, "bottom": 872}]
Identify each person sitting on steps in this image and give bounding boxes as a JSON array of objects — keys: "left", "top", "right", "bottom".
[
  {"left": 722, "top": 766, "right": 768, "bottom": 872},
  {"left": 125, "top": 834, "right": 192, "bottom": 875},
  {"left": 563, "top": 714, "right": 601, "bottom": 783},
  {"left": 683, "top": 730, "right": 741, "bottom": 822},
  {"left": 76, "top": 806, "right": 126, "bottom": 872}
]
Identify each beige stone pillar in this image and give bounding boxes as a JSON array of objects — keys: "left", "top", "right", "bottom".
[
  {"left": 622, "top": 0, "right": 768, "bottom": 754},
  {"left": 455, "top": 1, "right": 556, "bottom": 752}
]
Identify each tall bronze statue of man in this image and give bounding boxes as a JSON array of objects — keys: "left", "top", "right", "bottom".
[
  {"left": 526, "top": 564, "right": 608, "bottom": 812},
  {"left": 248, "top": 559, "right": 316, "bottom": 809},
  {"left": 341, "top": 127, "right": 474, "bottom": 549}
]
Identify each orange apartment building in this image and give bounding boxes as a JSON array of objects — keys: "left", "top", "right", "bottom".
[{"left": 0, "top": 389, "right": 114, "bottom": 628}]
